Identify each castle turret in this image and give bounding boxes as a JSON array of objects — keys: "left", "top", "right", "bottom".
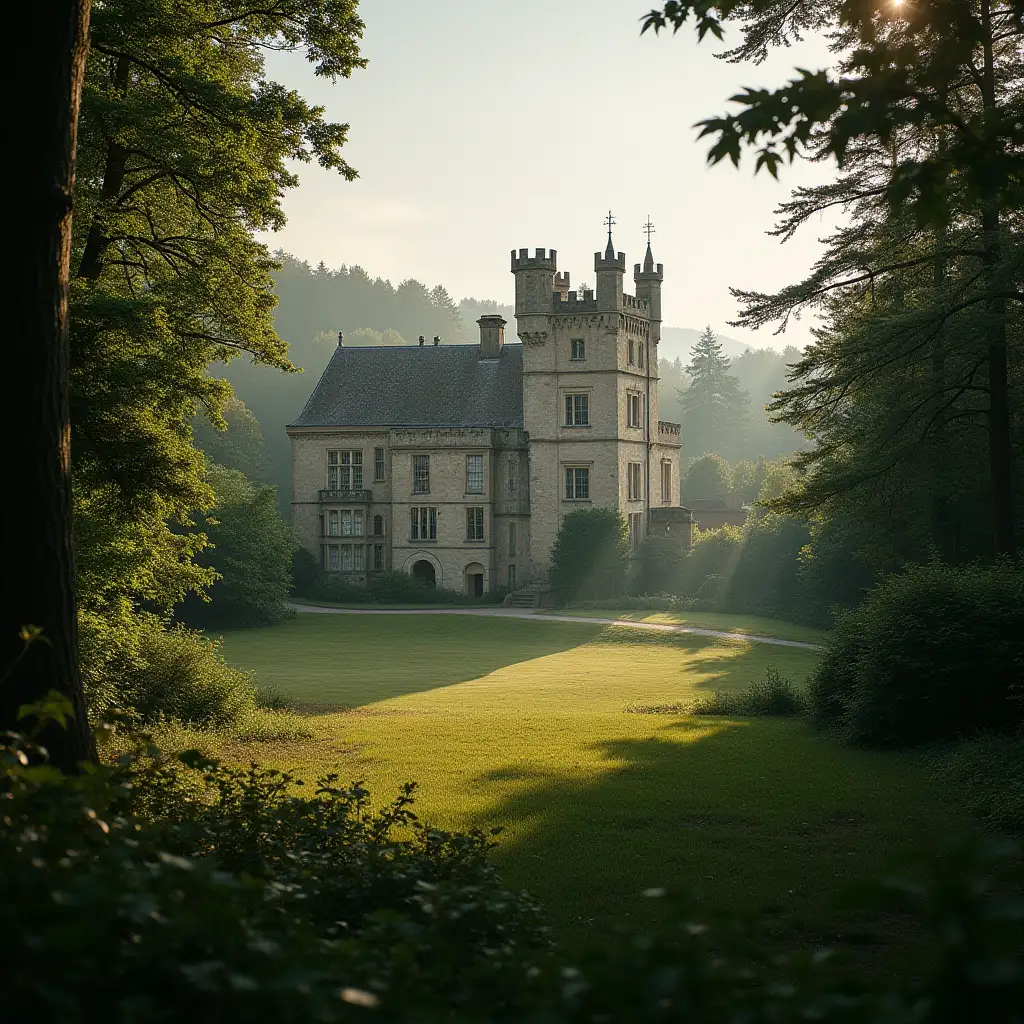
[
  {"left": 633, "top": 243, "right": 664, "bottom": 344},
  {"left": 595, "top": 234, "right": 625, "bottom": 313},
  {"left": 553, "top": 271, "right": 571, "bottom": 303},
  {"left": 511, "top": 248, "right": 557, "bottom": 315}
]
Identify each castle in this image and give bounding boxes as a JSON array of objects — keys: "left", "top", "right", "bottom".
[{"left": 287, "top": 226, "right": 684, "bottom": 597}]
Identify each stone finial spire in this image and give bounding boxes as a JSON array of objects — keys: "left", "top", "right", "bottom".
[
  {"left": 642, "top": 216, "right": 655, "bottom": 272},
  {"left": 603, "top": 209, "right": 616, "bottom": 258}
]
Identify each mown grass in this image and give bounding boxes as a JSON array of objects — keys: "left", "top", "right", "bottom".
[
  {"left": 547, "top": 607, "right": 828, "bottom": 644},
  {"left": 203, "top": 612, "right": 963, "bottom": 968}
]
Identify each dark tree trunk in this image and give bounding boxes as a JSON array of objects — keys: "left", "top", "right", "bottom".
[{"left": 1, "top": 0, "right": 96, "bottom": 768}]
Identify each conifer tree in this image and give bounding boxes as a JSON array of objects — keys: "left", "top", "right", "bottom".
[{"left": 679, "top": 327, "right": 750, "bottom": 461}]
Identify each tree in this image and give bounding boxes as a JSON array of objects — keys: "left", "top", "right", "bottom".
[
  {"left": 679, "top": 327, "right": 750, "bottom": 461},
  {"left": 2, "top": 0, "right": 96, "bottom": 768},
  {"left": 643, "top": 0, "right": 1024, "bottom": 559},
  {"left": 681, "top": 453, "right": 733, "bottom": 503},
  {"left": 549, "top": 509, "right": 629, "bottom": 603},
  {"left": 68, "top": 1, "right": 366, "bottom": 683},
  {"left": 177, "top": 467, "right": 297, "bottom": 629},
  {"left": 192, "top": 397, "right": 271, "bottom": 483}
]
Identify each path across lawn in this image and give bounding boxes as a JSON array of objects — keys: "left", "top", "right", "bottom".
[
  {"left": 288, "top": 603, "right": 822, "bottom": 649},
  {"left": 211, "top": 612, "right": 962, "bottom": 972}
]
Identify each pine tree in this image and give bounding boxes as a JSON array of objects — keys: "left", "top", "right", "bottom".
[{"left": 679, "top": 327, "right": 750, "bottom": 461}]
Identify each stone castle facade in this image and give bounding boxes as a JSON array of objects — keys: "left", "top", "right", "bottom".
[{"left": 287, "top": 230, "right": 683, "bottom": 595}]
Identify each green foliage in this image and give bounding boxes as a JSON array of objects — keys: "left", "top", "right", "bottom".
[
  {"left": 80, "top": 608, "right": 267, "bottom": 730},
  {"left": 810, "top": 564, "right": 1024, "bottom": 748},
  {"left": 177, "top": 467, "right": 297, "bottom": 629},
  {"left": 191, "top": 397, "right": 271, "bottom": 482},
  {"left": 693, "top": 667, "right": 805, "bottom": 717},
  {"left": 678, "top": 525, "right": 744, "bottom": 602},
  {"left": 933, "top": 733, "right": 1024, "bottom": 837},
  {"left": 681, "top": 451, "right": 732, "bottom": 502},
  {"left": 549, "top": 509, "right": 629, "bottom": 604},
  {"left": 69, "top": 0, "right": 366, "bottom": 710},
  {"left": 634, "top": 534, "right": 689, "bottom": 595},
  {"left": 289, "top": 546, "right": 322, "bottom": 597},
  {"left": 0, "top": 729, "right": 547, "bottom": 1021},
  {"left": 679, "top": 327, "right": 750, "bottom": 463}
]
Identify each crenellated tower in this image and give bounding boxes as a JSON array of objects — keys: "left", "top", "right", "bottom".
[{"left": 511, "top": 220, "right": 681, "bottom": 582}]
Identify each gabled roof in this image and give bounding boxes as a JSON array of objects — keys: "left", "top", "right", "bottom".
[{"left": 289, "top": 344, "right": 524, "bottom": 429}]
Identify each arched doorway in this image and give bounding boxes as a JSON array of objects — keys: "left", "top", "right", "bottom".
[
  {"left": 464, "top": 561, "right": 485, "bottom": 598},
  {"left": 412, "top": 559, "right": 436, "bottom": 588}
]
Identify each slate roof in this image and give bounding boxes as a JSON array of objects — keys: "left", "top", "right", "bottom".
[{"left": 289, "top": 344, "right": 524, "bottom": 429}]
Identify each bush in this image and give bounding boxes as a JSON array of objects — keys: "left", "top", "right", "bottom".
[
  {"left": 289, "top": 546, "right": 321, "bottom": 597},
  {"left": 676, "top": 525, "right": 743, "bottom": 600},
  {"left": 809, "top": 563, "right": 1024, "bottom": 747},
  {"left": 932, "top": 732, "right": 1024, "bottom": 836},
  {"left": 634, "top": 535, "right": 689, "bottom": 596},
  {"left": 81, "top": 608, "right": 273, "bottom": 731},
  {"left": 692, "top": 669, "right": 805, "bottom": 717},
  {"left": 550, "top": 508, "right": 629, "bottom": 604}
]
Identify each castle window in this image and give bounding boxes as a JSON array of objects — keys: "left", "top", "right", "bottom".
[
  {"left": 373, "top": 514, "right": 385, "bottom": 536},
  {"left": 466, "top": 454, "right": 484, "bottom": 494},
  {"left": 565, "top": 467, "right": 590, "bottom": 500},
  {"left": 327, "top": 545, "right": 340, "bottom": 571},
  {"left": 508, "top": 564, "right": 516, "bottom": 589},
  {"left": 326, "top": 450, "right": 363, "bottom": 490},
  {"left": 628, "top": 512, "right": 644, "bottom": 552},
  {"left": 628, "top": 338, "right": 635, "bottom": 366},
  {"left": 411, "top": 506, "right": 437, "bottom": 541},
  {"left": 466, "top": 506, "right": 484, "bottom": 541},
  {"left": 638, "top": 342, "right": 645, "bottom": 369},
  {"left": 564, "top": 393, "right": 590, "bottom": 427},
  {"left": 570, "top": 338, "right": 585, "bottom": 361},
  {"left": 374, "top": 447, "right": 386, "bottom": 482},
  {"left": 627, "top": 392, "right": 644, "bottom": 428},
  {"left": 327, "top": 510, "right": 339, "bottom": 536},
  {"left": 509, "top": 521, "right": 517, "bottom": 557},
  {"left": 627, "top": 463, "right": 643, "bottom": 501},
  {"left": 412, "top": 455, "right": 430, "bottom": 494},
  {"left": 373, "top": 543, "right": 386, "bottom": 571},
  {"left": 661, "top": 461, "right": 672, "bottom": 504},
  {"left": 507, "top": 455, "right": 519, "bottom": 493}
]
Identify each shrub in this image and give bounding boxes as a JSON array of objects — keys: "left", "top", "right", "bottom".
[
  {"left": 693, "top": 669, "right": 805, "bottom": 717},
  {"left": 549, "top": 508, "right": 629, "bottom": 604},
  {"left": 932, "top": 732, "right": 1024, "bottom": 837},
  {"left": 676, "top": 525, "right": 743, "bottom": 600},
  {"left": 738, "top": 667, "right": 805, "bottom": 716},
  {"left": 634, "top": 535, "right": 689, "bottom": 595},
  {"left": 289, "top": 546, "right": 321, "bottom": 597},
  {"left": 809, "top": 563, "right": 1024, "bottom": 747},
  {"left": 82, "top": 609, "right": 268, "bottom": 730}
]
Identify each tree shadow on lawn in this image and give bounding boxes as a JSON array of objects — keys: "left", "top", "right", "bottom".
[
  {"left": 218, "top": 615, "right": 609, "bottom": 709},
  {"left": 471, "top": 717, "right": 962, "bottom": 972}
]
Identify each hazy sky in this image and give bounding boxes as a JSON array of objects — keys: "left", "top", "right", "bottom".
[{"left": 263, "top": 0, "right": 838, "bottom": 349}]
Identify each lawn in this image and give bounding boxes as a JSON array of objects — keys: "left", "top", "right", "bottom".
[
  {"left": 211, "top": 612, "right": 963, "bottom": 967},
  {"left": 548, "top": 607, "right": 828, "bottom": 644}
]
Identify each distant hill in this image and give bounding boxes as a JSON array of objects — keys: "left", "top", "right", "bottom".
[{"left": 659, "top": 327, "right": 753, "bottom": 364}]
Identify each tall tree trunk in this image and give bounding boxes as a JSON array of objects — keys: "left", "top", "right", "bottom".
[
  {"left": 2, "top": 0, "right": 96, "bottom": 768},
  {"left": 978, "top": 0, "right": 1017, "bottom": 561}
]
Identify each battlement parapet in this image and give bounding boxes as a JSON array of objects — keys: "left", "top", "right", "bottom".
[
  {"left": 634, "top": 262, "right": 664, "bottom": 280},
  {"left": 512, "top": 247, "right": 558, "bottom": 271},
  {"left": 594, "top": 250, "right": 626, "bottom": 272},
  {"left": 621, "top": 293, "right": 650, "bottom": 314},
  {"left": 552, "top": 292, "right": 598, "bottom": 313}
]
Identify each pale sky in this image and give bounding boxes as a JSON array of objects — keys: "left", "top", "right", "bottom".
[{"left": 262, "top": 0, "right": 837, "bottom": 349}]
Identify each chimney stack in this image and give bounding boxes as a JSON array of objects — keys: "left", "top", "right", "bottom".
[
  {"left": 477, "top": 315, "right": 506, "bottom": 359},
  {"left": 418, "top": 335, "right": 425, "bottom": 347}
]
